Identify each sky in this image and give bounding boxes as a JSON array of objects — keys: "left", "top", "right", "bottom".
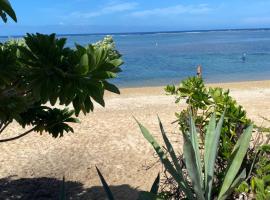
[{"left": 1, "top": 0, "right": 270, "bottom": 35}]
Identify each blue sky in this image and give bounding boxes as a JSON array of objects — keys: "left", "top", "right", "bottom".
[{"left": 1, "top": 0, "right": 270, "bottom": 35}]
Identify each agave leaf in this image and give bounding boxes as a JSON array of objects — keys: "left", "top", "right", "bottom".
[
  {"left": 150, "top": 173, "right": 160, "bottom": 195},
  {"left": 218, "top": 125, "right": 253, "bottom": 200},
  {"left": 158, "top": 116, "right": 182, "bottom": 173},
  {"left": 189, "top": 113, "right": 203, "bottom": 188},
  {"left": 136, "top": 119, "right": 194, "bottom": 199},
  {"left": 183, "top": 133, "right": 205, "bottom": 200},
  {"left": 204, "top": 114, "right": 216, "bottom": 190},
  {"left": 205, "top": 112, "right": 225, "bottom": 200},
  {"left": 219, "top": 168, "right": 246, "bottom": 200},
  {"left": 96, "top": 166, "right": 115, "bottom": 200}
]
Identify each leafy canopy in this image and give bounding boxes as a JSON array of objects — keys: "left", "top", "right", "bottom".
[{"left": 0, "top": 34, "right": 123, "bottom": 140}]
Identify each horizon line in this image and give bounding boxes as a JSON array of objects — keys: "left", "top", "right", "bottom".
[{"left": 1, "top": 27, "right": 270, "bottom": 38}]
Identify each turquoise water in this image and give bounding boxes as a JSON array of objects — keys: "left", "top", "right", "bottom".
[{"left": 2, "top": 29, "right": 270, "bottom": 87}]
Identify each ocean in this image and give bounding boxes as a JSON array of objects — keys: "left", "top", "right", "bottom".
[{"left": 2, "top": 29, "right": 270, "bottom": 87}]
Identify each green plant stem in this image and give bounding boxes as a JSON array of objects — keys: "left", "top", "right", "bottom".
[{"left": 247, "top": 150, "right": 260, "bottom": 180}]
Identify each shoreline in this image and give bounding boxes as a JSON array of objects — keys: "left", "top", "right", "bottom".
[{"left": 106, "top": 79, "right": 270, "bottom": 97}]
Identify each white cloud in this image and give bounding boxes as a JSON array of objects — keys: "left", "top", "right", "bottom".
[
  {"left": 70, "top": 2, "right": 138, "bottom": 19},
  {"left": 130, "top": 4, "right": 211, "bottom": 17}
]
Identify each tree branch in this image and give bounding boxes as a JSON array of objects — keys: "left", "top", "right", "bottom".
[{"left": 0, "top": 127, "right": 36, "bottom": 143}]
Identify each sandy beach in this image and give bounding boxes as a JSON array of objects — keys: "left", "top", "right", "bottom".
[{"left": 0, "top": 80, "right": 270, "bottom": 200}]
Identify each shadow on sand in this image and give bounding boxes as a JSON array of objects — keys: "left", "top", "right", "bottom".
[{"left": 0, "top": 176, "right": 139, "bottom": 200}]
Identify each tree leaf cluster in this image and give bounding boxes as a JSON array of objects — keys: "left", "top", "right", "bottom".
[{"left": 0, "top": 33, "right": 123, "bottom": 139}]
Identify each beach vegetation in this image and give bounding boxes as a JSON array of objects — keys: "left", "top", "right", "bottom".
[
  {"left": 236, "top": 144, "right": 270, "bottom": 199},
  {"left": 95, "top": 112, "right": 253, "bottom": 199},
  {"left": 94, "top": 77, "right": 269, "bottom": 200},
  {"left": 156, "top": 76, "right": 269, "bottom": 199},
  {"left": 0, "top": 33, "right": 123, "bottom": 142},
  {"left": 165, "top": 76, "right": 251, "bottom": 160},
  {"left": 136, "top": 113, "right": 253, "bottom": 199}
]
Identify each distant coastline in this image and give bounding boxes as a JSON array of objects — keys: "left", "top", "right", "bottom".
[{"left": 1, "top": 27, "right": 270, "bottom": 39}]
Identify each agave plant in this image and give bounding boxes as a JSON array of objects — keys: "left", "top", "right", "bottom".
[{"left": 136, "top": 112, "right": 253, "bottom": 199}]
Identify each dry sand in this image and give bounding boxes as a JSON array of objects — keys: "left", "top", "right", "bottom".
[{"left": 0, "top": 80, "right": 270, "bottom": 199}]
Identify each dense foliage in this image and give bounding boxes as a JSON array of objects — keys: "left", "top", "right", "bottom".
[
  {"left": 236, "top": 144, "right": 270, "bottom": 199},
  {"left": 160, "top": 76, "right": 269, "bottom": 199},
  {"left": 137, "top": 113, "right": 253, "bottom": 200},
  {"left": 165, "top": 77, "right": 251, "bottom": 160},
  {"left": 0, "top": 34, "right": 123, "bottom": 141}
]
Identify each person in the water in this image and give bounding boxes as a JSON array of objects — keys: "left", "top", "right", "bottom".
[
  {"left": 197, "top": 65, "right": 202, "bottom": 78},
  {"left": 242, "top": 53, "right": 247, "bottom": 62}
]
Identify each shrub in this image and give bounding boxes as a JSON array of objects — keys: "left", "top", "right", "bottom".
[
  {"left": 161, "top": 77, "right": 270, "bottom": 199},
  {"left": 165, "top": 77, "right": 255, "bottom": 194},
  {"left": 236, "top": 144, "right": 270, "bottom": 199},
  {"left": 0, "top": 33, "right": 123, "bottom": 141},
  {"left": 165, "top": 77, "right": 251, "bottom": 160},
  {"left": 137, "top": 112, "right": 253, "bottom": 199}
]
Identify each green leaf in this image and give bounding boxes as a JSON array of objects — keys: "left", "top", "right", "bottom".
[
  {"left": 0, "top": 0, "right": 17, "bottom": 22},
  {"left": 135, "top": 119, "right": 194, "bottom": 199},
  {"left": 94, "top": 47, "right": 106, "bottom": 67},
  {"left": 158, "top": 116, "right": 182, "bottom": 174},
  {"left": 92, "top": 71, "right": 117, "bottom": 79},
  {"left": 49, "top": 93, "right": 58, "bottom": 106},
  {"left": 104, "top": 81, "right": 120, "bottom": 94},
  {"left": 78, "top": 53, "right": 89, "bottom": 75},
  {"left": 109, "top": 58, "right": 124, "bottom": 67},
  {"left": 84, "top": 96, "right": 94, "bottom": 112},
  {"left": 204, "top": 113, "right": 216, "bottom": 192},
  {"left": 218, "top": 125, "right": 253, "bottom": 200},
  {"left": 189, "top": 113, "right": 204, "bottom": 189},
  {"left": 96, "top": 166, "right": 115, "bottom": 200},
  {"left": 263, "top": 175, "right": 270, "bottom": 184},
  {"left": 222, "top": 168, "right": 246, "bottom": 198},
  {"left": 75, "top": 43, "right": 86, "bottom": 53},
  {"left": 72, "top": 96, "right": 81, "bottom": 116},
  {"left": 183, "top": 133, "right": 205, "bottom": 200},
  {"left": 205, "top": 112, "right": 225, "bottom": 200},
  {"left": 150, "top": 173, "right": 160, "bottom": 195},
  {"left": 0, "top": 10, "right": 7, "bottom": 22},
  {"left": 89, "top": 83, "right": 105, "bottom": 107}
]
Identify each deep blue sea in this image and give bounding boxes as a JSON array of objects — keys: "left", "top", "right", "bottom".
[{"left": 2, "top": 29, "right": 270, "bottom": 87}]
